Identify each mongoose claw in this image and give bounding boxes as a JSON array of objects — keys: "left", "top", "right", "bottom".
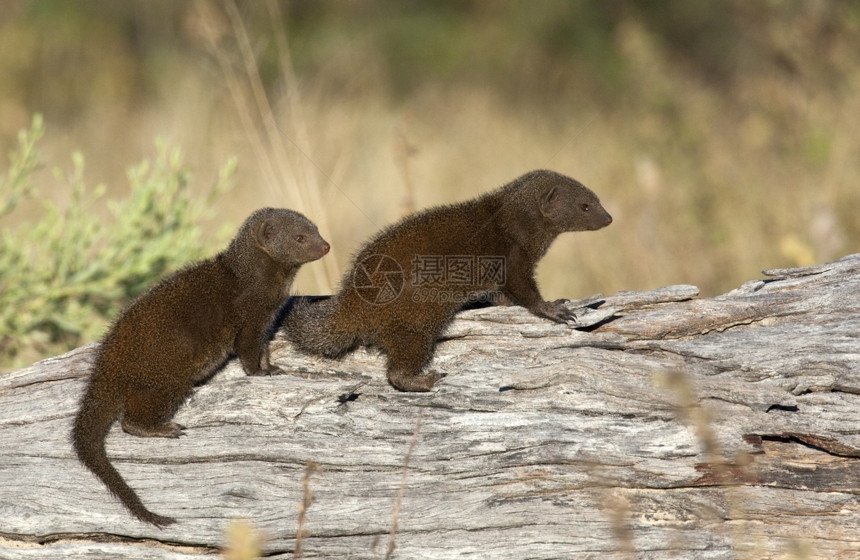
[{"left": 535, "top": 299, "right": 578, "bottom": 323}]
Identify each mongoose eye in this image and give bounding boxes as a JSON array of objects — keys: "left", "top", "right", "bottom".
[
  {"left": 580, "top": 203, "right": 590, "bottom": 212},
  {"left": 295, "top": 234, "right": 305, "bottom": 243}
]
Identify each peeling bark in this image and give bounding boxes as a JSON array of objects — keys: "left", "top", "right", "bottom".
[{"left": 1, "top": 254, "right": 858, "bottom": 559}]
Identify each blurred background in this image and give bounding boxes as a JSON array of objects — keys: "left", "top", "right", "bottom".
[{"left": 2, "top": 0, "right": 859, "bottom": 370}]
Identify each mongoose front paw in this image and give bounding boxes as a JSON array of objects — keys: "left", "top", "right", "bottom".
[
  {"left": 388, "top": 370, "right": 446, "bottom": 392},
  {"left": 534, "top": 299, "right": 577, "bottom": 323}
]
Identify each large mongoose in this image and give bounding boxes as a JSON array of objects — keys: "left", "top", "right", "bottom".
[
  {"left": 72, "top": 208, "right": 329, "bottom": 527},
  {"left": 284, "top": 169, "right": 611, "bottom": 392}
]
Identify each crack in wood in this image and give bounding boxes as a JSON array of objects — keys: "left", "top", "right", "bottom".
[
  {"left": 745, "top": 433, "right": 860, "bottom": 458},
  {"left": 0, "top": 532, "right": 218, "bottom": 554}
]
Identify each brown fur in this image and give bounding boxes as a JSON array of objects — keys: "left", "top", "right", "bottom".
[
  {"left": 285, "top": 169, "right": 611, "bottom": 392},
  {"left": 72, "top": 208, "right": 329, "bottom": 526}
]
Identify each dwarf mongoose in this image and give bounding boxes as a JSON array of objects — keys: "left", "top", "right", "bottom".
[
  {"left": 285, "top": 170, "right": 611, "bottom": 391},
  {"left": 72, "top": 207, "right": 329, "bottom": 526}
]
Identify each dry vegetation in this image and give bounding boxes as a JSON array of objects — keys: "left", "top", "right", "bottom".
[{"left": 1, "top": 2, "right": 858, "bottom": 362}]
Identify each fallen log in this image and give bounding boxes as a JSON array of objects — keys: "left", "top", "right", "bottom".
[{"left": 1, "top": 254, "right": 858, "bottom": 559}]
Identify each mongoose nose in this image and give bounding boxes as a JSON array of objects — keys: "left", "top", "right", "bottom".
[{"left": 322, "top": 243, "right": 330, "bottom": 254}]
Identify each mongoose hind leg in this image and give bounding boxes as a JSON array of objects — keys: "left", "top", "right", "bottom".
[
  {"left": 246, "top": 341, "right": 285, "bottom": 376},
  {"left": 122, "top": 419, "right": 185, "bottom": 438},
  {"left": 121, "top": 383, "right": 190, "bottom": 438},
  {"left": 383, "top": 330, "right": 445, "bottom": 392},
  {"left": 387, "top": 368, "right": 445, "bottom": 392}
]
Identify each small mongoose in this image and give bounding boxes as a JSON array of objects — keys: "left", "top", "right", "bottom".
[
  {"left": 284, "top": 169, "right": 611, "bottom": 392},
  {"left": 72, "top": 208, "right": 329, "bottom": 527}
]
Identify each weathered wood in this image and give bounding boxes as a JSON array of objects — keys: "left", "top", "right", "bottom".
[{"left": 1, "top": 254, "right": 859, "bottom": 559}]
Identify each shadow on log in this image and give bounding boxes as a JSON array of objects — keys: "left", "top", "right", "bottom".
[{"left": 1, "top": 254, "right": 859, "bottom": 559}]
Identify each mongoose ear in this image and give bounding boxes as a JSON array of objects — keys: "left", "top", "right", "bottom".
[
  {"left": 539, "top": 186, "right": 558, "bottom": 217},
  {"left": 255, "top": 218, "right": 279, "bottom": 254}
]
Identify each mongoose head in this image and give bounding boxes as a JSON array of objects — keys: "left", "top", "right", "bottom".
[
  {"left": 250, "top": 208, "right": 331, "bottom": 265},
  {"left": 530, "top": 170, "right": 612, "bottom": 233}
]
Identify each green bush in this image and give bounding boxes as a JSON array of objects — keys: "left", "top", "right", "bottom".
[{"left": 0, "top": 115, "right": 235, "bottom": 371}]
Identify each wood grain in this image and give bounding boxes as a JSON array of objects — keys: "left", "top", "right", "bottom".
[{"left": 1, "top": 254, "right": 858, "bottom": 559}]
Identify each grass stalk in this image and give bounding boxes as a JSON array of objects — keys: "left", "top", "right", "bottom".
[
  {"left": 294, "top": 460, "right": 320, "bottom": 560},
  {"left": 199, "top": 0, "right": 338, "bottom": 292},
  {"left": 385, "top": 414, "right": 423, "bottom": 560}
]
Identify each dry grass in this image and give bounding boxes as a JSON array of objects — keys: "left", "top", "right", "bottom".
[
  {"left": 293, "top": 460, "right": 319, "bottom": 559},
  {"left": 219, "top": 421, "right": 421, "bottom": 560},
  {"left": 222, "top": 518, "right": 265, "bottom": 560},
  {"left": 651, "top": 369, "right": 815, "bottom": 560},
  {"left": 3, "top": 3, "right": 858, "bottom": 305},
  {"left": 198, "top": 5, "right": 858, "bottom": 298},
  {"left": 191, "top": 0, "right": 339, "bottom": 293},
  {"left": 385, "top": 414, "right": 423, "bottom": 560}
]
